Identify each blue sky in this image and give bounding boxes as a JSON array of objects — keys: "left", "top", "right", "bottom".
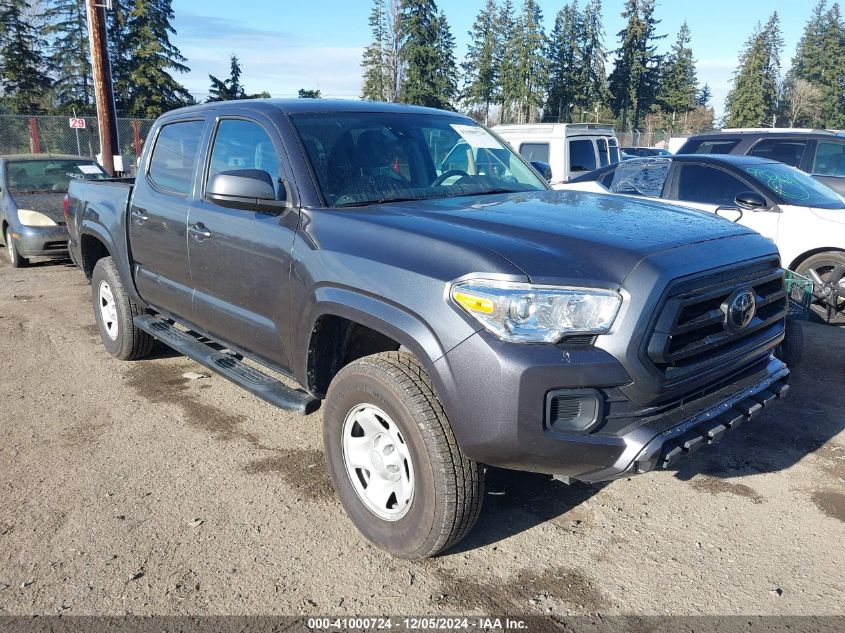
[{"left": 171, "top": 0, "right": 812, "bottom": 118}]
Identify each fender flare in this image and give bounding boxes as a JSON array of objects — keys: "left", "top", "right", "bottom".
[
  {"left": 79, "top": 220, "right": 146, "bottom": 306},
  {"left": 296, "top": 285, "right": 450, "bottom": 386}
]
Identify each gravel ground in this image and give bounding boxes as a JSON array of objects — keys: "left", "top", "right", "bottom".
[{"left": 0, "top": 257, "right": 843, "bottom": 617}]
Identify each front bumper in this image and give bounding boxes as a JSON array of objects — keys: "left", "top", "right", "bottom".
[
  {"left": 11, "top": 225, "right": 69, "bottom": 258},
  {"left": 432, "top": 329, "right": 788, "bottom": 483}
]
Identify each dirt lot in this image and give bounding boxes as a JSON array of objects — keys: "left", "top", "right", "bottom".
[{"left": 0, "top": 257, "right": 843, "bottom": 617}]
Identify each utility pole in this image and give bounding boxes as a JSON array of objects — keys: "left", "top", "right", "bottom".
[{"left": 86, "top": 0, "right": 118, "bottom": 176}]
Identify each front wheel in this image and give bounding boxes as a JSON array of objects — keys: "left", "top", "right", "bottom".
[
  {"left": 323, "top": 351, "right": 484, "bottom": 559},
  {"left": 796, "top": 251, "right": 845, "bottom": 324},
  {"left": 91, "top": 256, "right": 154, "bottom": 360},
  {"left": 5, "top": 229, "right": 28, "bottom": 268}
]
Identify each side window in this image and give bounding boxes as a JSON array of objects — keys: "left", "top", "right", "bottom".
[
  {"left": 596, "top": 138, "right": 609, "bottom": 167},
  {"left": 208, "top": 119, "right": 282, "bottom": 194},
  {"left": 688, "top": 139, "right": 741, "bottom": 155},
  {"left": 676, "top": 164, "right": 749, "bottom": 206},
  {"left": 569, "top": 139, "right": 597, "bottom": 173},
  {"left": 748, "top": 139, "right": 808, "bottom": 168},
  {"left": 812, "top": 141, "right": 845, "bottom": 176},
  {"left": 148, "top": 120, "right": 204, "bottom": 195},
  {"left": 519, "top": 142, "right": 549, "bottom": 164},
  {"left": 441, "top": 142, "right": 469, "bottom": 172},
  {"left": 608, "top": 138, "right": 620, "bottom": 164}
]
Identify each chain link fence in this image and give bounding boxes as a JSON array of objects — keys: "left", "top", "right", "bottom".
[{"left": 0, "top": 115, "right": 155, "bottom": 169}]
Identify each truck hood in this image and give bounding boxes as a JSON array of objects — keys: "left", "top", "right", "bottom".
[
  {"left": 374, "top": 190, "right": 757, "bottom": 285},
  {"left": 12, "top": 192, "right": 66, "bottom": 224}
]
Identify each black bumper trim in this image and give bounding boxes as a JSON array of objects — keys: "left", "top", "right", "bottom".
[{"left": 648, "top": 378, "right": 789, "bottom": 472}]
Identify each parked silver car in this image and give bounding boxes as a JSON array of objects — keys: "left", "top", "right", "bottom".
[{"left": 0, "top": 154, "right": 108, "bottom": 267}]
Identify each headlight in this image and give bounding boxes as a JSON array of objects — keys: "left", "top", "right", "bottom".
[
  {"left": 17, "top": 209, "right": 57, "bottom": 227},
  {"left": 450, "top": 279, "right": 622, "bottom": 343}
]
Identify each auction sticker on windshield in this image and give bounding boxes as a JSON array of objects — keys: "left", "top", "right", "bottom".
[
  {"left": 77, "top": 164, "right": 103, "bottom": 175},
  {"left": 450, "top": 124, "right": 501, "bottom": 149}
]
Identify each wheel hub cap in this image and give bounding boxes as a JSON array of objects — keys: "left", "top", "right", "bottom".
[
  {"left": 342, "top": 404, "right": 414, "bottom": 521},
  {"left": 98, "top": 280, "right": 119, "bottom": 341}
]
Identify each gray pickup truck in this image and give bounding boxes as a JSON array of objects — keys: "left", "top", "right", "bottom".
[{"left": 67, "top": 100, "right": 790, "bottom": 559}]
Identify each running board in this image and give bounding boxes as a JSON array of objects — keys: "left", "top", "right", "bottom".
[{"left": 134, "top": 315, "right": 320, "bottom": 415}]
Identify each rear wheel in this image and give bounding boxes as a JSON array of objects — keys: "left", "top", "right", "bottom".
[
  {"left": 796, "top": 251, "right": 845, "bottom": 324},
  {"left": 5, "top": 229, "right": 28, "bottom": 268},
  {"left": 323, "top": 351, "right": 484, "bottom": 559},
  {"left": 91, "top": 257, "right": 153, "bottom": 360}
]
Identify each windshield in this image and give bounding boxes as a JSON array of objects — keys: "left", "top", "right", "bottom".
[
  {"left": 742, "top": 163, "right": 844, "bottom": 209},
  {"left": 290, "top": 112, "right": 547, "bottom": 207},
  {"left": 609, "top": 158, "right": 670, "bottom": 197},
  {"left": 7, "top": 159, "right": 108, "bottom": 193}
]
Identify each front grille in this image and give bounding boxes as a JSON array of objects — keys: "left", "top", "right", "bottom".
[{"left": 646, "top": 259, "right": 787, "bottom": 380}]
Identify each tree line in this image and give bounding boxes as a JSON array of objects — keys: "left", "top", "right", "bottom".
[
  {"left": 0, "top": 0, "right": 316, "bottom": 118},
  {"left": 362, "top": 0, "right": 845, "bottom": 132}
]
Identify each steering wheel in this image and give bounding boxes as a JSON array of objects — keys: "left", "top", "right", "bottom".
[{"left": 432, "top": 170, "right": 470, "bottom": 187}]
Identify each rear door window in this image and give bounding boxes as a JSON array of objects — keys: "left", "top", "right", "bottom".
[
  {"left": 812, "top": 141, "right": 845, "bottom": 176},
  {"left": 675, "top": 164, "right": 749, "bottom": 206},
  {"left": 148, "top": 120, "right": 204, "bottom": 195},
  {"left": 608, "top": 138, "right": 620, "bottom": 164},
  {"left": 519, "top": 142, "right": 550, "bottom": 164},
  {"left": 569, "top": 139, "right": 597, "bottom": 173},
  {"left": 748, "top": 138, "right": 808, "bottom": 168}
]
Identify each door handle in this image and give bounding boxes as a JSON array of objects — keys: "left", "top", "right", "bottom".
[
  {"left": 130, "top": 208, "right": 148, "bottom": 223},
  {"left": 189, "top": 223, "right": 212, "bottom": 240}
]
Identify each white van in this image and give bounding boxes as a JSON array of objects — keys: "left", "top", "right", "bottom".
[{"left": 493, "top": 123, "right": 620, "bottom": 187}]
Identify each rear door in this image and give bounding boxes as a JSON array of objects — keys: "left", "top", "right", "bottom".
[
  {"left": 187, "top": 115, "right": 298, "bottom": 371},
  {"left": 130, "top": 118, "right": 206, "bottom": 318},
  {"left": 566, "top": 137, "right": 599, "bottom": 180},
  {"left": 667, "top": 162, "right": 781, "bottom": 244}
]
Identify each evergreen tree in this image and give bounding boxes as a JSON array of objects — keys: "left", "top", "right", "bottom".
[
  {"left": 361, "top": 0, "right": 390, "bottom": 101},
  {"left": 123, "top": 0, "right": 193, "bottom": 118},
  {"left": 207, "top": 54, "right": 246, "bottom": 102},
  {"left": 399, "top": 0, "right": 456, "bottom": 109},
  {"left": 298, "top": 89, "right": 321, "bottom": 98},
  {"left": 0, "top": 0, "right": 51, "bottom": 114},
  {"left": 504, "top": 0, "right": 546, "bottom": 123},
  {"left": 496, "top": 0, "right": 517, "bottom": 120},
  {"left": 697, "top": 83, "right": 712, "bottom": 107},
  {"left": 42, "top": 0, "right": 92, "bottom": 113},
  {"left": 107, "top": 0, "right": 133, "bottom": 114},
  {"left": 657, "top": 22, "right": 697, "bottom": 117},
  {"left": 724, "top": 13, "right": 783, "bottom": 128},
  {"left": 789, "top": 1, "right": 845, "bottom": 128},
  {"left": 432, "top": 11, "right": 457, "bottom": 108},
  {"left": 544, "top": 1, "right": 581, "bottom": 123},
  {"left": 578, "top": 0, "right": 610, "bottom": 114},
  {"left": 461, "top": 0, "right": 500, "bottom": 123},
  {"left": 607, "top": 0, "right": 664, "bottom": 129}
]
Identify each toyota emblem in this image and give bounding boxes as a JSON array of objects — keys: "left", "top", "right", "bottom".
[{"left": 725, "top": 289, "right": 756, "bottom": 332}]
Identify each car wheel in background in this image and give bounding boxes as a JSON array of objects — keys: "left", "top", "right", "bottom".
[
  {"left": 90, "top": 256, "right": 154, "bottom": 360},
  {"left": 323, "top": 351, "right": 485, "bottom": 559},
  {"left": 796, "top": 251, "right": 845, "bottom": 325},
  {"left": 5, "top": 229, "right": 28, "bottom": 268}
]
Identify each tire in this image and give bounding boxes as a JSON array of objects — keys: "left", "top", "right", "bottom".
[
  {"left": 323, "top": 351, "right": 484, "bottom": 559},
  {"left": 796, "top": 251, "right": 845, "bottom": 325},
  {"left": 5, "top": 229, "right": 28, "bottom": 268},
  {"left": 90, "top": 256, "right": 154, "bottom": 360},
  {"left": 775, "top": 319, "right": 804, "bottom": 368}
]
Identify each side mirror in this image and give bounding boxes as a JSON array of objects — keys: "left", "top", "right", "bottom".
[
  {"left": 530, "top": 161, "right": 553, "bottom": 182},
  {"left": 734, "top": 191, "right": 768, "bottom": 211},
  {"left": 206, "top": 169, "right": 288, "bottom": 212}
]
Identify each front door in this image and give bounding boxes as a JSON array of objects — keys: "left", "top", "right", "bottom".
[
  {"left": 187, "top": 116, "right": 298, "bottom": 371},
  {"left": 669, "top": 162, "right": 781, "bottom": 247},
  {"left": 129, "top": 119, "right": 206, "bottom": 317}
]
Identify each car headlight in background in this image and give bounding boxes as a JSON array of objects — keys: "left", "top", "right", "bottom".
[
  {"left": 17, "top": 209, "right": 57, "bottom": 227},
  {"left": 451, "top": 279, "right": 622, "bottom": 343}
]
